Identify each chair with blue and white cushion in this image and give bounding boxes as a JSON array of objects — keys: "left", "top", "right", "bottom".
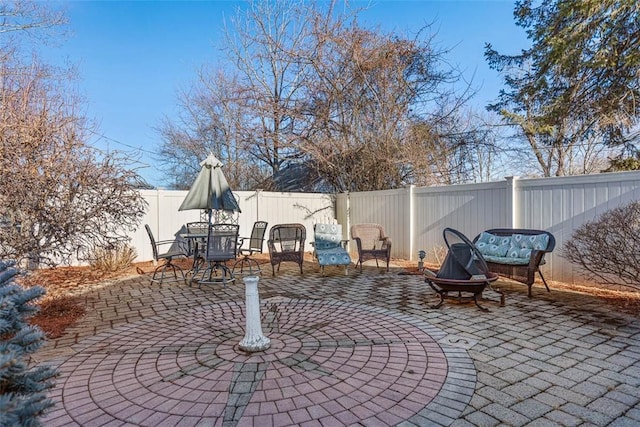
[{"left": 312, "top": 223, "right": 351, "bottom": 275}]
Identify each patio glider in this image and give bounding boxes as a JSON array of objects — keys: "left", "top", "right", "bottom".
[
  {"left": 350, "top": 223, "right": 392, "bottom": 272},
  {"left": 312, "top": 223, "right": 351, "bottom": 275},
  {"left": 145, "top": 224, "right": 187, "bottom": 285},
  {"left": 233, "top": 220, "right": 268, "bottom": 275},
  {"left": 267, "top": 223, "right": 306, "bottom": 276},
  {"left": 472, "top": 228, "right": 555, "bottom": 297}
]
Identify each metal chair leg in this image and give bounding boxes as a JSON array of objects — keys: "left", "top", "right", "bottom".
[{"left": 151, "top": 260, "right": 186, "bottom": 285}]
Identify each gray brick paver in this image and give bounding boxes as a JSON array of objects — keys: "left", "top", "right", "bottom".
[
  {"left": 463, "top": 410, "right": 500, "bottom": 427},
  {"left": 544, "top": 409, "right": 583, "bottom": 426},
  {"left": 475, "top": 386, "right": 519, "bottom": 409},
  {"left": 526, "top": 419, "right": 562, "bottom": 427},
  {"left": 533, "top": 371, "right": 578, "bottom": 389},
  {"left": 547, "top": 387, "right": 593, "bottom": 407},
  {"left": 626, "top": 408, "right": 640, "bottom": 421},
  {"left": 449, "top": 419, "right": 476, "bottom": 427},
  {"left": 558, "top": 366, "right": 598, "bottom": 383},
  {"left": 608, "top": 417, "right": 640, "bottom": 427},
  {"left": 511, "top": 399, "right": 553, "bottom": 419},
  {"left": 587, "top": 397, "right": 629, "bottom": 418},
  {"left": 571, "top": 381, "right": 609, "bottom": 399},
  {"left": 466, "top": 393, "right": 491, "bottom": 412},
  {"left": 561, "top": 402, "right": 615, "bottom": 425},
  {"left": 493, "top": 367, "right": 531, "bottom": 383}
]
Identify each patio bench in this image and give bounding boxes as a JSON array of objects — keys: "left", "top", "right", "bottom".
[{"left": 472, "top": 228, "right": 555, "bottom": 297}]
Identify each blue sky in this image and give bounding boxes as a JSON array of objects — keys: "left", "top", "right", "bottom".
[{"left": 50, "top": 1, "right": 528, "bottom": 187}]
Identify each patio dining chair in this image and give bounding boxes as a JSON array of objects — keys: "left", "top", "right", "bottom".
[
  {"left": 350, "top": 223, "right": 392, "bottom": 272},
  {"left": 312, "top": 223, "right": 351, "bottom": 275},
  {"left": 233, "top": 220, "right": 268, "bottom": 275},
  {"left": 267, "top": 223, "right": 306, "bottom": 276},
  {"left": 145, "top": 224, "right": 187, "bottom": 285},
  {"left": 191, "top": 223, "right": 239, "bottom": 288},
  {"left": 185, "top": 221, "right": 209, "bottom": 260}
]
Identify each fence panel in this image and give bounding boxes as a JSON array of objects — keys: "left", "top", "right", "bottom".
[
  {"left": 134, "top": 190, "right": 197, "bottom": 262},
  {"left": 347, "top": 188, "right": 411, "bottom": 259},
  {"left": 133, "top": 190, "right": 334, "bottom": 261},
  {"left": 252, "top": 191, "right": 334, "bottom": 252},
  {"left": 335, "top": 193, "right": 350, "bottom": 242},
  {"left": 412, "top": 181, "right": 509, "bottom": 264},
  {"left": 516, "top": 172, "right": 640, "bottom": 283},
  {"left": 335, "top": 171, "right": 640, "bottom": 284}
]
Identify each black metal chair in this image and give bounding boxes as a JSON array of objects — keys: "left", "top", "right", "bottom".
[
  {"left": 185, "top": 221, "right": 208, "bottom": 255},
  {"left": 192, "top": 223, "right": 239, "bottom": 287},
  {"left": 267, "top": 223, "right": 306, "bottom": 276},
  {"left": 184, "top": 221, "right": 209, "bottom": 270},
  {"left": 145, "top": 224, "right": 186, "bottom": 285},
  {"left": 233, "top": 221, "right": 268, "bottom": 275}
]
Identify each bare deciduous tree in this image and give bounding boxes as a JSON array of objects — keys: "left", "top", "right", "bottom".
[
  {"left": 157, "top": 71, "right": 264, "bottom": 190},
  {"left": 0, "top": 1, "right": 147, "bottom": 267},
  {"left": 0, "top": 0, "right": 66, "bottom": 45},
  {"left": 159, "top": 0, "right": 485, "bottom": 192},
  {"left": 223, "top": 0, "right": 313, "bottom": 177},
  {"left": 300, "top": 15, "right": 480, "bottom": 191}
]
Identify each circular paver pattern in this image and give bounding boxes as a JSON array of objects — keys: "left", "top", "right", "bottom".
[{"left": 43, "top": 298, "right": 476, "bottom": 426}]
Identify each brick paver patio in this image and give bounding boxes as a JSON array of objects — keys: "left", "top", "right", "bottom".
[{"left": 35, "top": 260, "right": 640, "bottom": 426}]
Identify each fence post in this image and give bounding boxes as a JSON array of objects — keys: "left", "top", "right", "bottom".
[
  {"left": 345, "top": 192, "right": 350, "bottom": 252},
  {"left": 408, "top": 185, "right": 415, "bottom": 261},
  {"left": 256, "top": 189, "right": 263, "bottom": 219},
  {"left": 505, "top": 176, "right": 520, "bottom": 228}
]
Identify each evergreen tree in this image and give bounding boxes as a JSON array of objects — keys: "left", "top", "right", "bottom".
[
  {"left": 0, "top": 260, "right": 57, "bottom": 426},
  {"left": 485, "top": 0, "right": 640, "bottom": 176}
]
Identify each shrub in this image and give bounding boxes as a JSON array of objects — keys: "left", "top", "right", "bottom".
[
  {"left": 563, "top": 201, "right": 640, "bottom": 290},
  {"left": 0, "top": 260, "right": 57, "bottom": 425},
  {"left": 89, "top": 243, "right": 137, "bottom": 273}
]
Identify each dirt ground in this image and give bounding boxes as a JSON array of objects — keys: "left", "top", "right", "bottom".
[{"left": 18, "top": 256, "right": 640, "bottom": 339}]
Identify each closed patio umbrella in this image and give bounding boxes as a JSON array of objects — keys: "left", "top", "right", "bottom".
[{"left": 179, "top": 153, "right": 241, "bottom": 222}]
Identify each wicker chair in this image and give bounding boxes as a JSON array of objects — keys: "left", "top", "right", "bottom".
[
  {"left": 145, "top": 224, "right": 186, "bottom": 284},
  {"left": 267, "top": 223, "right": 306, "bottom": 276},
  {"left": 350, "top": 223, "right": 392, "bottom": 272}
]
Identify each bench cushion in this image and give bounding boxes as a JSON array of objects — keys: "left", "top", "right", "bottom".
[
  {"left": 475, "top": 232, "right": 511, "bottom": 257},
  {"left": 507, "top": 233, "right": 549, "bottom": 259},
  {"left": 483, "top": 255, "right": 530, "bottom": 265}
]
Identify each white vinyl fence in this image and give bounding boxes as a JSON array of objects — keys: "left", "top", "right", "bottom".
[
  {"left": 136, "top": 190, "right": 335, "bottom": 263},
  {"left": 133, "top": 171, "right": 640, "bottom": 285},
  {"left": 336, "top": 171, "right": 640, "bottom": 285}
]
